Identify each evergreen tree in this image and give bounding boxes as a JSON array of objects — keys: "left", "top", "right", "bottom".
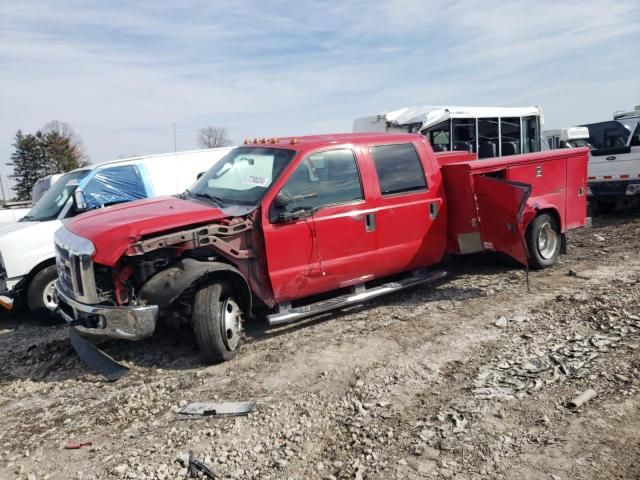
[
  {"left": 7, "top": 131, "right": 47, "bottom": 201},
  {"left": 7, "top": 122, "right": 90, "bottom": 200}
]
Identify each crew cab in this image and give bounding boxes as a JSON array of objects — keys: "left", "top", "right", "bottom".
[{"left": 54, "top": 134, "right": 588, "bottom": 372}]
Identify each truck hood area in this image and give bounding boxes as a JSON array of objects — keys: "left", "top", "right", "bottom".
[{"left": 64, "top": 196, "right": 234, "bottom": 266}]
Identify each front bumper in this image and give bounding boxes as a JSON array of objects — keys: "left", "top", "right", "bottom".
[
  {"left": 588, "top": 180, "right": 640, "bottom": 199},
  {"left": 55, "top": 281, "right": 158, "bottom": 340}
]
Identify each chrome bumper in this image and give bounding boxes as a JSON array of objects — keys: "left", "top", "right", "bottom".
[{"left": 55, "top": 281, "right": 158, "bottom": 341}]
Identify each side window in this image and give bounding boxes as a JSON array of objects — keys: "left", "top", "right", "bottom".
[
  {"left": 631, "top": 123, "right": 640, "bottom": 147},
  {"left": 424, "top": 121, "right": 450, "bottom": 152},
  {"left": 451, "top": 119, "right": 477, "bottom": 152},
  {"left": 370, "top": 143, "right": 427, "bottom": 196},
  {"left": 478, "top": 118, "right": 499, "bottom": 158},
  {"left": 523, "top": 116, "right": 540, "bottom": 153},
  {"left": 273, "top": 149, "right": 363, "bottom": 220},
  {"left": 500, "top": 117, "right": 521, "bottom": 156},
  {"left": 83, "top": 165, "right": 147, "bottom": 209}
]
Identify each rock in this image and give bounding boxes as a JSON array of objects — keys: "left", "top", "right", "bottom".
[
  {"left": 536, "top": 415, "right": 550, "bottom": 426},
  {"left": 495, "top": 316, "right": 508, "bottom": 328},
  {"left": 406, "top": 457, "right": 437, "bottom": 475},
  {"left": 568, "top": 269, "right": 578, "bottom": 277},
  {"left": 593, "top": 234, "right": 606, "bottom": 242},
  {"left": 113, "top": 464, "right": 127, "bottom": 475}
]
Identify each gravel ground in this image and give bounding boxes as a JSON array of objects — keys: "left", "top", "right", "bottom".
[{"left": 1, "top": 208, "right": 639, "bottom": 480}]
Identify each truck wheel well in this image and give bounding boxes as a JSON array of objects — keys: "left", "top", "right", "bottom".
[
  {"left": 528, "top": 208, "right": 561, "bottom": 233},
  {"left": 193, "top": 271, "right": 252, "bottom": 315},
  {"left": 22, "top": 258, "right": 56, "bottom": 289},
  {"left": 138, "top": 258, "right": 252, "bottom": 315}
]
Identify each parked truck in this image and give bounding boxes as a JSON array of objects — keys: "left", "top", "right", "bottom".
[
  {"left": 54, "top": 133, "right": 588, "bottom": 377},
  {"left": 579, "top": 107, "right": 640, "bottom": 213}
]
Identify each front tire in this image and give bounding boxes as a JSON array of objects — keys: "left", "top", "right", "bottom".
[
  {"left": 26, "top": 265, "right": 59, "bottom": 318},
  {"left": 192, "top": 281, "right": 244, "bottom": 364},
  {"left": 526, "top": 213, "right": 560, "bottom": 269}
]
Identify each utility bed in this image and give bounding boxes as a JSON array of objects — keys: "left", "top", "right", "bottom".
[{"left": 438, "top": 148, "right": 589, "bottom": 264}]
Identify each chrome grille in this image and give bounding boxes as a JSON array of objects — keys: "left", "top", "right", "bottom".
[{"left": 54, "top": 227, "right": 99, "bottom": 303}]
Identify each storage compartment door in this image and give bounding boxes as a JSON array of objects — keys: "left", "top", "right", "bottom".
[{"left": 473, "top": 175, "right": 531, "bottom": 266}]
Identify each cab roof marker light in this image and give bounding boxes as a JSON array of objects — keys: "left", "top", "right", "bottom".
[
  {"left": 290, "top": 138, "right": 298, "bottom": 145},
  {"left": 243, "top": 139, "right": 249, "bottom": 144}
]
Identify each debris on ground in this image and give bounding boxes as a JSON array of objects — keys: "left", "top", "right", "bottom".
[
  {"left": 1, "top": 211, "right": 639, "bottom": 479},
  {"left": 178, "top": 400, "right": 256, "bottom": 417}
]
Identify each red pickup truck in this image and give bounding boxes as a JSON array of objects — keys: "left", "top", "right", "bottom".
[{"left": 54, "top": 133, "right": 588, "bottom": 374}]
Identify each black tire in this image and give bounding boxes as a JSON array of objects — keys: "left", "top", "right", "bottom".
[
  {"left": 192, "top": 281, "right": 244, "bottom": 364},
  {"left": 526, "top": 213, "right": 561, "bottom": 270},
  {"left": 26, "top": 265, "right": 59, "bottom": 318},
  {"left": 596, "top": 200, "right": 616, "bottom": 215}
]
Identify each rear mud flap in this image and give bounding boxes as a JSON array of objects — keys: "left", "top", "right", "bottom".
[{"left": 69, "top": 328, "right": 129, "bottom": 381}]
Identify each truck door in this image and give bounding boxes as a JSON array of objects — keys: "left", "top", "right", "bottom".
[
  {"left": 367, "top": 142, "right": 447, "bottom": 275},
  {"left": 262, "top": 148, "right": 377, "bottom": 303},
  {"left": 473, "top": 175, "right": 530, "bottom": 266}
]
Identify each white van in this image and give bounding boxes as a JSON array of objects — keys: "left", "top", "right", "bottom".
[
  {"left": 0, "top": 147, "right": 233, "bottom": 315},
  {"left": 0, "top": 204, "right": 30, "bottom": 226}
]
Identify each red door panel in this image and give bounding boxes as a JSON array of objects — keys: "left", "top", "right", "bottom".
[
  {"left": 473, "top": 175, "right": 530, "bottom": 266},
  {"left": 262, "top": 204, "right": 377, "bottom": 303}
]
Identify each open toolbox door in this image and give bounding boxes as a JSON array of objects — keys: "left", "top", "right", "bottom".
[{"left": 473, "top": 175, "right": 531, "bottom": 266}]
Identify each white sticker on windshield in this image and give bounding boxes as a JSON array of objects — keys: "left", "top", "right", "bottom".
[{"left": 244, "top": 175, "right": 271, "bottom": 187}]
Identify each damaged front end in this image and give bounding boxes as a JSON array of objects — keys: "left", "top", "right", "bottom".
[{"left": 54, "top": 214, "right": 258, "bottom": 379}]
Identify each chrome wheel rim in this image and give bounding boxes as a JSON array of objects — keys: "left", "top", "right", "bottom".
[
  {"left": 537, "top": 222, "right": 558, "bottom": 260},
  {"left": 221, "top": 298, "right": 242, "bottom": 351},
  {"left": 43, "top": 280, "right": 58, "bottom": 311}
]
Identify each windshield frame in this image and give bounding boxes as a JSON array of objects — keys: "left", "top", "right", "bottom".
[
  {"left": 21, "top": 169, "right": 91, "bottom": 222},
  {"left": 187, "top": 146, "right": 297, "bottom": 207}
]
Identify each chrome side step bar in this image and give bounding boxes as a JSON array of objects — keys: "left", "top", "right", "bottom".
[{"left": 267, "top": 269, "right": 447, "bottom": 327}]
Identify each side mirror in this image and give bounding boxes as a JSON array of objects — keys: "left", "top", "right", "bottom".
[{"left": 73, "top": 190, "right": 88, "bottom": 212}]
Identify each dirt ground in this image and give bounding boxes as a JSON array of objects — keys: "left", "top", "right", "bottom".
[{"left": 1, "top": 208, "right": 639, "bottom": 480}]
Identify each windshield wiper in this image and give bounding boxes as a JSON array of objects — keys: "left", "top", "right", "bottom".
[{"left": 193, "top": 192, "right": 226, "bottom": 206}]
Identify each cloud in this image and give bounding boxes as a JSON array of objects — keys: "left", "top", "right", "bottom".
[{"left": 1, "top": 0, "right": 639, "bottom": 193}]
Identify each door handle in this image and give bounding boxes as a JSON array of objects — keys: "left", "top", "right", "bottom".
[
  {"left": 429, "top": 201, "right": 439, "bottom": 220},
  {"left": 365, "top": 213, "right": 376, "bottom": 232},
  {"left": 606, "top": 156, "right": 616, "bottom": 161}
]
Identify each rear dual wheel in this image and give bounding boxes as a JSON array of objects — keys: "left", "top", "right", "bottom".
[{"left": 192, "top": 281, "right": 244, "bottom": 364}]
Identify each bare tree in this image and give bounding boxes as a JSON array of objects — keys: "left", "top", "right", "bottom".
[
  {"left": 42, "top": 120, "right": 90, "bottom": 166},
  {"left": 197, "top": 126, "right": 233, "bottom": 148}
]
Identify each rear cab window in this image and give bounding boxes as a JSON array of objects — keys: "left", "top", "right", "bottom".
[{"left": 369, "top": 143, "right": 428, "bottom": 195}]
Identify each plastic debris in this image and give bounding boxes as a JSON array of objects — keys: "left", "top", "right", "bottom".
[{"left": 178, "top": 400, "right": 256, "bottom": 417}]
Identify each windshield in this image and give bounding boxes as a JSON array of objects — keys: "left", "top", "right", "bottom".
[
  {"left": 21, "top": 170, "right": 90, "bottom": 222},
  {"left": 188, "top": 147, "right": 296, "bottom": 205}
]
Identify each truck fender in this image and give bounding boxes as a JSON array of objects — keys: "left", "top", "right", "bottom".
[
  {"left": 138, "top": 258, "right": 252, "bottom": 313},
  {"left": 523, "top": 205, "right": 562, "bottom": 233}
]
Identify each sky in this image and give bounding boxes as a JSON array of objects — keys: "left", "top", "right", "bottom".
[{"left": 1, "top": 0, "right": 639, "bottom": 195}]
